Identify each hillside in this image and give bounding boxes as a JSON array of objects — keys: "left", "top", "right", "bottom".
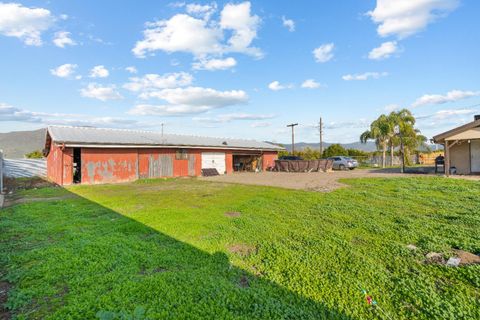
[{"left": 0, "top": 128, "right": 46, "bottom": 158}]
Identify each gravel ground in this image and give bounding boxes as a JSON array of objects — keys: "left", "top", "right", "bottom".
[{"left": 199, "top": 169, "right": 476, "bottom": 192}]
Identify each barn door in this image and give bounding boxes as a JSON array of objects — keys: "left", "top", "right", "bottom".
[{"left": 188, "top": 154, "right": 196, "bottom": 176}]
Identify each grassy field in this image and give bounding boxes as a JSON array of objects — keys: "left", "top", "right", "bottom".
[{"left": 0, "top": 177, "right": 479, "bottom": 319}]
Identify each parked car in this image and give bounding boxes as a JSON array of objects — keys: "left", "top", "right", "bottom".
[
  {"left": 327, "top": 156, "right": 358, "bottom": 170},
  {"left": 279, "top": 155, "right": 303, "bottom": 160}
]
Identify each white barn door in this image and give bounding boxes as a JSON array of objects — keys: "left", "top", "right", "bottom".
[
  {"left": 201, "top": 152, "right": 226, "bottom": 174},
  {"left": 471, "top": 140, "right": 480, "bottom": 173}
]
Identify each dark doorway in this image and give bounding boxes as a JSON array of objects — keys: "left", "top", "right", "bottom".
[{"left": 73, "top": 148, "right": 81, "bottom": 184}]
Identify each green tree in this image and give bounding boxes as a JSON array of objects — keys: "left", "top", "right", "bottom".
[
  {"left": 360, "top": 114, "right": 391, "bottom": 168},
  {"left": 322, "top": 144, "right": 347, "bottom": 158},
  {"left": 25, "top": 150, "right": 44, "bottom": 159},
  {"left": 346, "top": 149, "right": 368, "bottom": 157}
]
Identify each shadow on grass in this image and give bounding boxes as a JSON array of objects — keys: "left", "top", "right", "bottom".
[{"left": 0, "top": 180, "right": 353, "bottom": 319}]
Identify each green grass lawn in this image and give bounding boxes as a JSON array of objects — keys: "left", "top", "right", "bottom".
[{"left": 0, "top": 177, "right": 479, "bottom": 319}]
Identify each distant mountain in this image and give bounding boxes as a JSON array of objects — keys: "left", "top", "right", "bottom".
[
  {"left": 281, "top": 141, "right": 377, "bottom": 152},
  {"left": 0, "top": 129, "right": 46, "bottom": 158}
]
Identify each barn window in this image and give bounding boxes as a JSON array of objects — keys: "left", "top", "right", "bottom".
[{"left": 176, "top": 149, "right": 188, "bottom": 160}]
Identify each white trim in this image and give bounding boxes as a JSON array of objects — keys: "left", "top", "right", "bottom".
[{"left": 54, "top": 143, "right": 282, "bottom": 152}]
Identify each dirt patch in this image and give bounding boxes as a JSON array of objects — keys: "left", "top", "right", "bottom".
[
  {"left": 139, "top": 266, "right": 167, "bottom": 275},
  {"left": 3, "top": 176, "right": 55, "bottom": 192},
  {"left": 0, "top": 281, "right": 12, "bottom": 320},
  {"left": 425, "top": 252, "right": 446, "bottom": 265},
  {"left": 238, "top": 274, "right": 250, "bottom": 288},
  {"left": 3, "top": 195, "right": 77, "bottom": 208},
  {"left": 224, "top": 211, "right": 241, "bottom": 218},
  {"left": 453, "top": 249, "right": 480, "bottom": 265},
  {"left": 199, "top": 170, "right": 435, "bottom": 192},
  {"left": 227, "top": 243, "right": 256, "bottom": 257}
]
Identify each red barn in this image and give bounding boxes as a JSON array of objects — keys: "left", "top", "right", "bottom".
[{"left": 44, "top": 126, "right": 283, "bottom": 185}]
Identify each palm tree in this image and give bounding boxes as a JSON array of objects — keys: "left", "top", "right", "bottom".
[
  {"left": 360, "top": 114, "right": 391, "bottom": 168},
  {"left": 387, "top": 109, "right": 416, "bottom": 166},
  {"left": 389, "top": 109, "right": 427, "bottom": 165}
]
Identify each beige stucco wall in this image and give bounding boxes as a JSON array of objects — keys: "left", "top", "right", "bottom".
[{"left": 449, "top": 142, "right": 470, "bottom": 174}]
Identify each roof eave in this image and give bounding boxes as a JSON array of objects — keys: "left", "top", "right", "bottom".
[{"left": 433, "top": 119, "right": 480, "bottom": 143}]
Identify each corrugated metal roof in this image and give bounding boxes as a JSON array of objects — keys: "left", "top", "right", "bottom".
[{"left": 47, "top": 126, "right": 284, "bottom": 151}]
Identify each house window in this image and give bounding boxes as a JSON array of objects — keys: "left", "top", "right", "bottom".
[{"left": 176, "top": 149, "right": 188, "bottom": 160}]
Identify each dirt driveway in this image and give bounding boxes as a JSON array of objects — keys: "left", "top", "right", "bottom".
[{"left": 199, "top": 169, "right": 438, "bottom": 192}]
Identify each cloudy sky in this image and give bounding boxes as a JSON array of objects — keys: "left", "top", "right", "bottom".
[{"left": 0, "top": 0, "right": 479, "bottom": 143}]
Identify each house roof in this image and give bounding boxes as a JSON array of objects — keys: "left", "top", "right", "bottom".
[
  {"left": 46, "top": 126, "right": 284, "bottom": 151},
  {"left": 433, "top": 118, "right": 480, "bottom": 143}
]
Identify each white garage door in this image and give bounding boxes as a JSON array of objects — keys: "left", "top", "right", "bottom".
[{"left": 202, "top": 152, "right": 226, "bottom": 174}]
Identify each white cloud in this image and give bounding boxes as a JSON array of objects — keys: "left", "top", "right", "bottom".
[
  {"left": 129, "top": 86, "right": 248, "bottom": 116},
  {"left": 80, "top": 83, "right": 123, "bottom": 101},
  {"left": 50, "top": 63, "right": 78, "bottom": 78},
  {"left": 53, "top": 31, "right": 76, "bottom": 48},
  {"left": 133, "top": 14, "right": 222, "bottom": 58},
  {"left": 220, "top": 2, "right": 262, "bottom": 57},
  {"left": 186, "top": 3, "right": 217, "bottom": 20},
  {"left": 125, "top": 66, "right": 138, "bottom": 74},
  {"left": 250, "top": 121, "right": 271, "bottom": 128},
  {"left": 418, "top": 108, "right": 478, "bottom": 120},
  {"left": 313, "top": 43, "right": 334, "bottom": 63},
  {"left": 141, "top": 86, "right": 248, "bottom": 106},
  {"left": 89, "top": 65, "right": 109, "bottom": 78},
  {"left": 301, "top": 79, "right": 322, "bottom": 89},
  {"left": 268, "top": 81, "right": 293, "bottom": 91},
  {"left": 0, "top": 3, "right": 54, "bottom": 46},
  {"left": 132, "top": 1, "right": 261, "bottom": 59},
  {"left": 192, "top": 57, "right": 236, "bottom": 70},
  {"left": 412, "top": 90, "right": 480, "bottom": 107},
  {"left": 368, "top": 0, "right": 459, "bottom": 39},
  {"left": 282, "top": 16, "right": 295, "bottom": 32},
  {"left": 123, "top": 72, "right": 193, "bottom": 92},
  {"left": 368, "top": 41, "right": 398, "bottom": 60},
  {"left": 194, "top": 113, "right": 274, "bottom": 123},
  {"left": 0, "top": 102, "right": 143, "bottom": 127},
  {"left": 342, "top": 72, "right": 388, "bottom": 81},
  {"left": 0, "top": 103, "right": 41, "bottom": 122}
]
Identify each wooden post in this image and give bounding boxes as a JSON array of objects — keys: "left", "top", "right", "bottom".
[{"left": 445, "top": 141, "right": 450, "bottom": 177}]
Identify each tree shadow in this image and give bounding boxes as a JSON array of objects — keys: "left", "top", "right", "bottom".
[{"left": 0, "top": 181, "right": 354, "bottom": 319}]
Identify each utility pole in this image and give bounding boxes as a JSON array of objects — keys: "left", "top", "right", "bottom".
[
  {"left": 286, "top": 123, "right": 298, "bottom": 155},
  {"left": 319, "top": 117, "right": 323, "bottom": 158}
]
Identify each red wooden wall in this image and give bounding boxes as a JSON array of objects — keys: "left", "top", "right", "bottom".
[{"left": 47, "top": 144, "right": 278, "bottom": 185}]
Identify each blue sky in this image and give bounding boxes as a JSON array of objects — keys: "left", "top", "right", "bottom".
[{"left": 1, "top": 0, "right": 479, "bottom": 144}]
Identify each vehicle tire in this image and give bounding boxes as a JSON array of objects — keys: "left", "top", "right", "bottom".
[{"left": 339, "top": 164, "right": 346, "bottom": 171}]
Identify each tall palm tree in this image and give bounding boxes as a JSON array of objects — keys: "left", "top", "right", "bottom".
[
  {"left": 389, "top": 109, "right": 427, "bottom": 165},
  {"left": 360, "top": 114, "right": 391, "bottom": 168}
]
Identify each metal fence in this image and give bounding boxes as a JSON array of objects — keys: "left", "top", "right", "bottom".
[
  {"left": 3, "top": 158, "right": 47, "bottom": 178},
  {"left": 0, "top": 150, "right": 3, "bottom": 194},
  {"left": 350, "top": 155, "right": 419, "bottom": 167}
]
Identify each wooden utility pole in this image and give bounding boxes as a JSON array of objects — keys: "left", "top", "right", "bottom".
[
  {"left": 319, "top": 117, "right": 323, "bottom": 158},
  {"left": 287, "top": 123, "right": 298, "bottom": 155}
]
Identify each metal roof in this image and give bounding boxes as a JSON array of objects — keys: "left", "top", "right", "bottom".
[
  {"left": 47, "top": 126, "right": 284, "bottom": 151},
  {"left": 433, "top": 118, "right": 480, "bottom": 143}
]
